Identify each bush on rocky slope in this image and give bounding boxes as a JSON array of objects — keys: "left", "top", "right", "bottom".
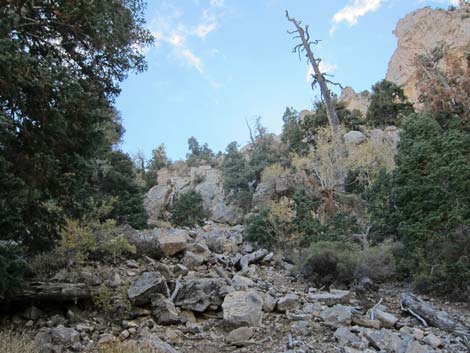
[{"left": 170, "top": 190, "right": 209, "bottom": 228}]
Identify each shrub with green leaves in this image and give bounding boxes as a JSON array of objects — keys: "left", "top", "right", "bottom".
[
  {"left": 245, "top": 208, "right": 278, "bottom": 250},
  {"left": 367, "top": 114, "right": 470, "bottom": 299},
  {"left": 170, "top": 190, "right": 208, "bottom": 228}
]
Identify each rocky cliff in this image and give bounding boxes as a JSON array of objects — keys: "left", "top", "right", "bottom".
[
  {"left": 386, "top": 6, "right": 470, "bottom": 106},
  {"left": 144, "top": 164, "right": 243, "bottom": 226}
]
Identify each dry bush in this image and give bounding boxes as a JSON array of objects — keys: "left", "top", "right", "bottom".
[
  {"left": 347, "top": 137, "right": 396, "bottom": 187},
  {"left": 0, "top": 330, "right": 39, "bottom": 353},
  {"left": 261, "top": 163, "right": 286, "bottom": 187}
]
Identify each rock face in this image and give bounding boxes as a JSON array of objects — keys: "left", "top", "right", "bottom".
[
  {"left": 144, "top": 165, "right": 242, "bottom": 225},
  {"left": 340, "top": 87, "right": 371, "bottom": 115},
  {"left": 386, "top": 6, "right": 470, "bottom": 106}
]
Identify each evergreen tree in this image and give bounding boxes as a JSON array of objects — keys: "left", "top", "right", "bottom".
[
  {"left": 0, "top": 0, "right": 152, "bottom": 252},
  {"left": 146, "top": 144, "right": 169, "bottom": 188},
  {"left": 368, "top": 114, "right": 470, "bottom": 298},
  {"left": 170, "top": 190, "right": 208, "bottom": 228},
  {"left": 366, "top": 80, "right": 414, "bottom": 127},
  {"left": 221, "top": 142, "right": 252, "bottom": 210},
  {"left": 281, "top": 107, "right": 309, "bottom": 155}
]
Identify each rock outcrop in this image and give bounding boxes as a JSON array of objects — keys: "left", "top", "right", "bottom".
[
  {"left": 144, "top": 165, "right": 243, "bottom": 225},
  {"left": 340, "top": 87, "right": 371, "bottom": 115},
  {"left": 386, "top": 6, "right": 470, "bottom": 106}
]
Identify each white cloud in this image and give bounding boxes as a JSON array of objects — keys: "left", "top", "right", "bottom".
[
  {"left": 192, "top": 23, "right": 217, "bottom": 38},
  {"left": 331, "top": 0, "right": 382, "bottom": 33},
  {"left": 149, "top": 1, "right": 225, "bottom": 73},
  {"left": 306, "top": 61, "right": 337, "bottom": 82},
  {"left": 179, "top": 49, "right": 204, "bottom": 73}
]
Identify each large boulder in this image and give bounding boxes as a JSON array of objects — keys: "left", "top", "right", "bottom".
[
  {"left": 128, "top": 271, "right": 168, "bottom": 306},
  {"left": 127, "top": 228, "right": 188, "bottom": 258},
  {"left": 222, "top": 291, "right": 264, "bottom": 327},
  {"left": 174, "top": 278, "right": 225, "bottom": 312},
  {"left": 344, "top": 131, "right": 366, "bottom": 145}
]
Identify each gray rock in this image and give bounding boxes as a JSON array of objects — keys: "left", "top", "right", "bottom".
[
  {"left": 156, "top": 229, "right": 187, "bottom": 256},
  {"left": 50, "top": 325, "right": 80, "bottom": 346},
  {"left": 137, "top": 328, "right": 180, "bottom": 353},
  {"left": 227, "top": 327, "right": 255, "bottom": 343},
  {"left": 174, "top": 278, "right": 225, "bottom": 312},
  {"left": 261, "top": 293, "right": 277, "bottom": 312},
  {"left": 232, "top": 274, "right": 254, "bottom": 290},
  {"left": 128, "top": 271, "right": 168, "bottom": 306},
  {"left": 334, "top": 327, "right": 367, "bottom": 349},
  {"left": 276, "top": 294, "right": 300, "bottom": 313},
  {"left": 222, "top": 291, "right": 264, "bottom": 327},
  {"left": 308, "top": 289, "right": 351, "bottom": 306},
  {"left": 320, "top": 305, "right": 353, "bottom": 327},
  {"left": 151, "top": 294, "right": 180, "bottom": 325},
  {"left": 344, "top": 131, "right": 366, "bottom": 145},
  {"left": 182, "top": 251, "right": 205, "bottom": 270}
]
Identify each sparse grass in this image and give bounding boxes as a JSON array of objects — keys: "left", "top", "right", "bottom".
[{"left": 0, "top": 330, "right": 39, "bottom": 353}]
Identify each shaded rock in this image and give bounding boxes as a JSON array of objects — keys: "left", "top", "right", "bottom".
[
  {"left": 151, "top": 294, "right": 180, "bottom": 325},
  {"left": 334, "top": 327, "right": 367, "bottom": 350},
  {"left": 128, "top": 271, "right": 168, "bottom": 306},
  {"left": 50, "top": 325, "right": 80, "bottom": 346},
  {"left": 351, "top": 314, "right": 381, "bottom": 329},
  {"left": 174, "top": 278, "right": 225, "bottom": 312},
  {"left": 276, "top": 294, "right": 300, "bottom": 313},
  {"left": 182, "top": 251, "right": 205, "bottom": 270},
  {"left": 222, "top": 291, "right": 264, "bottom": 327},
  {"left": 320, "top": 305, "right": 353, "bottom": 327}
]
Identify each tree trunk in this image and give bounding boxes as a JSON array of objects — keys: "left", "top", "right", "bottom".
[{"left": 5, "top": 282, "right": 98, "bottom": 303}]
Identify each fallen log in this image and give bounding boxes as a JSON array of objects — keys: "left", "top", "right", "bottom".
[
  {"left": 400, "top": 293, "right": 470, "bottom": 344},
  {"left": 238, "top": 249, "right": 269, "bottom": 273},
  {"left": 6, "top": 282, "right": 98, "bottom": 303}
]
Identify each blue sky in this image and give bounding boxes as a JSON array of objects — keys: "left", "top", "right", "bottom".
[{"left": 116, "top": 0, "right": 457, "bottom": 161}]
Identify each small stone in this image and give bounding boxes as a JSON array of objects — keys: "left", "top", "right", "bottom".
[
  {"left": 276, "top": 293, "right": 300, "bottom": 312},
  {"left": 320, "top": 305, "right": 353, "bottom": 327},
  {"left": 227, "top": 327, "right": 254, "bottom": 343},
  {"left": 232, "top": 274, "right": 254, "bottom": 290},
  {"left": 308, "top": 290, "right": 351, "bottom": 306},
  {"left": 165, "top": 328, "right": 180, "bottom": 342},
  {"left": 334, "top": 327, "right": 367, "bottom": 349},
  {"left": 424, "top": 333, "right": 443, "bottom": 349},
  {"left": 50, "top": 325, "right": 80, "bottom": 345},
  {"left": 374, "top": 309, "right": 399, "bottom": 328},
  {"left": 151, "top": 294, "right": 180, "bottom": 325},
  {"left": 119, "top": 330, "right": 130, "bottom": 341},
  {"left": 182, "top": 251, "right": 205, "bottom": 270}
]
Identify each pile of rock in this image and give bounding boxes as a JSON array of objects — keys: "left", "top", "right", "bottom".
[{"left": 2, "top": 223, "right": 469, "bottom": 353}]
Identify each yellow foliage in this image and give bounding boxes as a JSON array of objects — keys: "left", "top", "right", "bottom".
[{"left": 261, "top": 163, "right": 286, "bottom": 187}]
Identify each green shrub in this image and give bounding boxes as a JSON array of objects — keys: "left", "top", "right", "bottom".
[
  {"left": 300, "top": 241, "right": 361, "bottom": 289},
  {"left": 245, "top": 208, "right": 278, "bottom": 250},
  {"left": 170, "top": 190, "right": 208, "bottom": 228}
]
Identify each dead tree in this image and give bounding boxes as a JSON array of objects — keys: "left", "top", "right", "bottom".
[
  {"left": 286, "top": 10, "right": 346, "bottom": 189},
  {"left": 286, "top": 10, "right": 341, "bottom": 137}
]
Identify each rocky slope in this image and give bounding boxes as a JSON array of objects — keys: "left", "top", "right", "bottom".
[{"left": 2, "top": 223, "right": 470, "bottom": 353}]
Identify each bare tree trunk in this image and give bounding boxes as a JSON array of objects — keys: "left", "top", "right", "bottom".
[
  {"left": 286, "top": 11, "right": 340, "bottom": 137},
  {"left": 286, "top": 11, "right": 345, "bottom": 189}
]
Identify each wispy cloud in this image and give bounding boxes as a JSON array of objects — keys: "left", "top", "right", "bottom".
[
  {"left": 330, "top": 0, "right": 382, "bottom": 34},
  {"left": 149, "top": 1, "right": 225, "bottom": 73}
]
